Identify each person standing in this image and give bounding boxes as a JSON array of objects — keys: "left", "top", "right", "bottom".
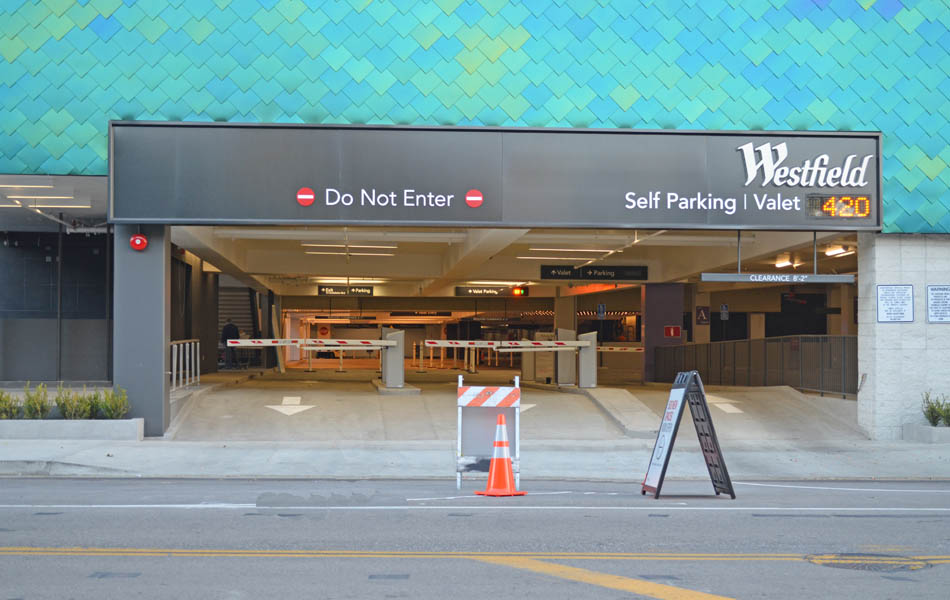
[{"left": 221, "top": 318, "right": 240, "bottom": 369}]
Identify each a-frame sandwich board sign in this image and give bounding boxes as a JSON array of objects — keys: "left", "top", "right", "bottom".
[{"left": 642, "top": 370, "right": 735, "bottom": 499}]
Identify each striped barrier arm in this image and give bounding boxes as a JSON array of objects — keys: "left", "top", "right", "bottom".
[
  {"left": 228, "top": 338, "right": 397, "bottom": 348},
  {"left": 597, "top": 346, "right": 645, "bottom": 352},
  {"left": 426, "top": 339, "right": 590, "bottom": 349}
]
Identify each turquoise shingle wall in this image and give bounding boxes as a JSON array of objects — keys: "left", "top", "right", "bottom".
[{"left": 1, "top": 0, "right": 948, "bottom": 233}]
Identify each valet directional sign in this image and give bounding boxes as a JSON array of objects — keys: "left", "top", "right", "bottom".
[{"left": 642, "top": 371, "right": 735, "bottom": 499}]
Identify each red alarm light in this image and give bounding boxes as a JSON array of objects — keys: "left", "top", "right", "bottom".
[{"left": 130, "top": 234, "right": 148, "bottom": 251}]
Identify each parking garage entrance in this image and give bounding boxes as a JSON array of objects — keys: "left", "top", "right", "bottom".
[{"left": 110, "top": 122, "right": 880, "bottom": 437}]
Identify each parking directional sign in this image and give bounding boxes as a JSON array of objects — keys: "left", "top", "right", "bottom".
[{"left": 597, "top": 303, "right": 606, "bottom": 320}]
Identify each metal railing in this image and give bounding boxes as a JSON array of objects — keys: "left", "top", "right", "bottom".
[
  {"left": 655, "top": 335, "right": 857, "bottom": 397},
  {"left": 170, "top": 339, "right": 200, "bottom": 391}
]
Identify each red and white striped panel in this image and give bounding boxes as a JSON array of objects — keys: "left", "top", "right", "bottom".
[
  {"left": 228, "top": 338, "right": 395, "bottom": 348},
  {"left": 457, "top": 385, "right": 520, "bottom": 407},
  {"left": 597, "top": 346, "right": 645, "bottom": 353},
  {"left": 426, "top": 339, "right": 589, "bottom": 349}
]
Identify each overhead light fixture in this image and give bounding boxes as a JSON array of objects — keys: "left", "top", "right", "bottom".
[
  {"left": 301, "top": 243, "right": 398, "bottom": 249},
  {"left": 826, "top": 246, "right": 854, "bottom": 257},
  {"left": 466, "top": 281, "right": 529, "bottom": 286},
  {"left": 775, "top": 260, "right": 793, "bottom": 268},
  {"left": 305, "top": 251, "right": 394, "bottom": 257},
  {"left": 0, "top": 200, "right": 23, "bottom": 207},
  {"left": 314, "top": 278, "right": 389, "bottom": 284},
  {"left": 528, "top": 248, "right": 614, "bottom": 253},
  {"left": 5, "top": 195, "right": 74, "bottom": 200},
  {"left": 30, "top": 204, "right": 91, "bottom": 209},
  {"left": 0, "top": 184, "right": 54, "bottom": 189},
  {"left": 516, "top": 256, "right": 589, "bottom": 261}
]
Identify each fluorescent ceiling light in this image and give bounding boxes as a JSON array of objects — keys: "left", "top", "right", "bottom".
[
  {"left": 5, "top": 195, "right": 74, "bottom": 200},
  {"left": 466, "top": 281, "right": 528, "bottom": 286},
  {"left": 775, "top": 260, "right": 793, "bottom": 268},
  {"left": 528, "top": 248, "right": 614, "bottom": 253},
  {"left": 31, "top": 204, "right": 91, "bottom": 209},
  {"left": 836, "top": 251, "right": 855, "bottom": 257},
  {"left": 0, "top": 184, "right": 54, "bottom": 189},
  {"left": 301, "top": 243, "right": 398, "bottom": 249},
  {"left": 516, "top": 256, "right": 589, "bottom": 261},
  {"left": 825, "top": 246, "right": 845, "bottom": 256},
  {"left": 0, "top": 200, "right": 23, "bottom": 207},
  {"left": 305, "top": 251, "right": 394, "bottom": 257},
  {"left": 314, "top": 278, "right": 388, "bottom": 284}
]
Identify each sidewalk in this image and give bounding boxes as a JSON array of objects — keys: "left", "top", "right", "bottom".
[{"left": 1, "top": 377, "right": 948, "bottom": 480}]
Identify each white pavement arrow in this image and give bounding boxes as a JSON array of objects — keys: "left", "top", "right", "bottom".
[{"left": 266, "top": 396, "right": 315, "bottom": 416}]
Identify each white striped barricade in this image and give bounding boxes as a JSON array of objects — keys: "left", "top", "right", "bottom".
[
  {"left": 230, "top": 338, "right": 397, "bottom": 372},
  {"left": 456, "top": 374, "right": 521, "bottom": 491}
]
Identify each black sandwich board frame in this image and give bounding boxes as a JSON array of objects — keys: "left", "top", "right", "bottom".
[{"left": 642, "top": 370, "right": 735, "bottom": 499}]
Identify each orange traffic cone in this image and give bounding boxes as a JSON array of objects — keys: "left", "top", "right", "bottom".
[{"left": 475, "top": 414, "right": 526, "bottom": 497}]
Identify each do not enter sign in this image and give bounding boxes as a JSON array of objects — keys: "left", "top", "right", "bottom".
[
  {"left": 465, "top": 189, "right": 483, "bottom": 208},
  {"left": 296, "top": 187, "right": 315, "bottom": 207}
]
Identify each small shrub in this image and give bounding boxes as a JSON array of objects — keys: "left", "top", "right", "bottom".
[
  {"left": 56, "top": 385, "right": 100, "bottom": 420},
  {"left": 23, "top": 382, "right": 51, "bottom": 419},
  {"left": 921, "top": 391, "right": 943, "bottom": 426},
  {"left": 0, "top": 390, "right": 19, "bottom": 419},
  {"left": 100, "top": 386, "right": 129, "bottom": 419},
  {"left": 940, "top": 397, "right": 950, "bottom": 427}
]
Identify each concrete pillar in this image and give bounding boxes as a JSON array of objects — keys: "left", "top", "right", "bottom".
[
  {"left": 692, "top": 290, "right": 711, "bottom": 344},
  {"left": 642, "top": 283, "right": 684, "bottom": 382},
  {"left": 828, "top": 284, "right": 856, "bottom": 335},
  {"left": 749, "top": 313, "right": 765, "bottom": 339},
  {"left": 113, "top": 224, "right": 170, "bottom": 437},
  {"left": 857, "top": 232, "right": 950, "bottom": 440},
  {"left": 556, "top": 328, "right": 576, "bottom": 386},
  {"left": 554, "top": 295, "right": 577, "bottom": 331}
]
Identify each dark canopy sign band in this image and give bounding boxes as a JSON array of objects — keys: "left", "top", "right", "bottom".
[{"left": 110, "top": 122, "right": 881, "bottom": 231}]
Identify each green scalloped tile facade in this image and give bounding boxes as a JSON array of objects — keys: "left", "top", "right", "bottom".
[{"left": 1, "top": 0, "right": 948, "bottom": 233}]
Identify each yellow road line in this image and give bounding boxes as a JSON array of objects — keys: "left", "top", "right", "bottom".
[
  {"left": 474, "top": 556, "right": 734, "bottom": 600},
  {"left": 0, "top": 547, "right": 803, "bottom": 559}
]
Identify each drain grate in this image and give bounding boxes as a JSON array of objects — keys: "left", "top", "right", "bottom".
[{"left": 806, "top": 554, "right": 931, "bottom": 572}]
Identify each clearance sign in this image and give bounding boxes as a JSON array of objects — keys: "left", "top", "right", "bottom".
[{"left": 110, "top": 122, "right": 880, "bottom": 231}]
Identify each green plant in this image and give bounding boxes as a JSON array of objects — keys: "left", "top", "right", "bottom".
[
  {"left": 921, "top": 391, "right": 943, "bottom": 426},
  {"left": 22, "top": 382, "right": 51, "bottom": 419},
  {"left": 0, "top": 390, "right": 19, "bottom": 419},
  {"left": 940, "top": 397, "right": 950, "bottom": 427},
  {"left": 56, "top": 385, "right": 100, "bottom": 420},
  {"left": 100, "top": 386, "right": 129, "bottom": 419}
]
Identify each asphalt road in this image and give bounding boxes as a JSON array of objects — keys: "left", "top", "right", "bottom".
[{"left": 1, "top": 478, "right": 948, "bottom": 599}]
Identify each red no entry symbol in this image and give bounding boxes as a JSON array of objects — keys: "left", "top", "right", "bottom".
[
  {"left": 465, "top": 189, "right": 483, "bottom": 208},
  {"left": 297, "top": 187, "right": 315, "bottom": 207}
]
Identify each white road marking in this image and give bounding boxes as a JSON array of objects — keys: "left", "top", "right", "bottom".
[
  {"left": 407, "top": 491, "right": 572, "bottom": 501},
  {"left": 521, "top": 403, "right": 536, "bottom": 413},
  {"left": 735, "top": 481, "right": 950, "bottom": 493},
  {"left": 266, "top": 396, "right": 313, "bottom": 415},
  {"left": 0, "top": 504, "right": 948, "bottom": 512},
  {"left": 713, "top": 403, "right": 743, "bottom": 413}
]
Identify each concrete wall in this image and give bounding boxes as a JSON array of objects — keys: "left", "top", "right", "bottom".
[{"left": 857, "top": 233, "right": 950, "bottom": 440}]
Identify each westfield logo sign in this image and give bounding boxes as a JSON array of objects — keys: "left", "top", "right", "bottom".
[{"left": 737, "top": 142, "right": 873, "bottom": 188}]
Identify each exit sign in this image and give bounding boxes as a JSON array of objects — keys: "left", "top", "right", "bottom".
[{"left": 664, "top": 326, "right": 681, "bottom": 338}]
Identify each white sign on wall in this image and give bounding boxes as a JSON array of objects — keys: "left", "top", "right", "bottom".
[
  {"left": 877, "top": 285, "right": 914, "bottom": 323},
  {"left": 927, "top": 285, "right": 950, "bottom": 323}
]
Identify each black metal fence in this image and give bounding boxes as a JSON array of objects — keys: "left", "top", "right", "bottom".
[{"left": 655, "top": 336, "right": 858, "bottom": 396}]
